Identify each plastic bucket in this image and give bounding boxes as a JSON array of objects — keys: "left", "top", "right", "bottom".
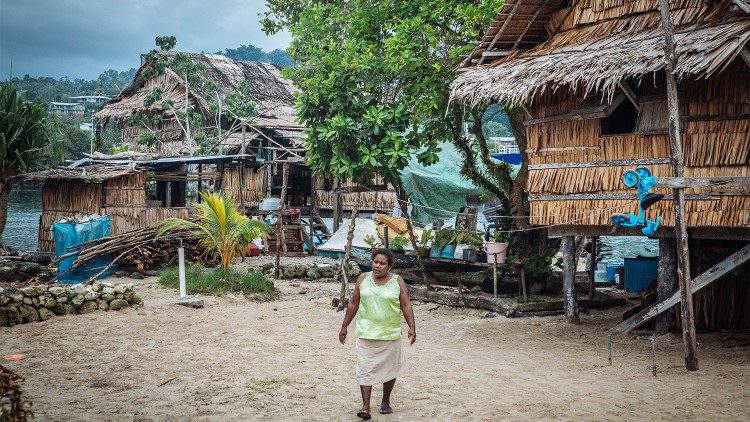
[
  {"left": 454, "top": 244, "right": 468, "bottom": 260},
  {"left": 441, "top": 244, "right": 456, "bottom": 259},
  {"left": 484, "top": 242, "right": 508, "bottom": 264}
]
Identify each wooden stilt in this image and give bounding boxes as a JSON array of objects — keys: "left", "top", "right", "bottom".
[
  {"left": 656, "top": 237, "right": 677, "bottom": 335},
  {"left": 332, "top": 179, "right": 342, "bottom": 233},
  {"left": 562, "top": 236, "right": 580, "bottom": 324},
  {"left": 493, "top": 260, "right": 498, "bottom": 298},
  {"left": 239, "top": 122, "right": 246, "bottom": 211},
  {"left": 658, "top": 0, "right": 698, "bottom": 371},
  {"left": 274, "top": 162, "right": 289, "bottom": 279},
  {"left": 520, "top": 266, "right": 527, "bottom": 302},
  {"left": 588, "top": 237, "right": 597, "bottom": 300}
]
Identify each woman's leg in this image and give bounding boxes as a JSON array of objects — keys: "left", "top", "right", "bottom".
[
  {"left": 359, "top": 385, "right": 372, "bottom": 413},
  {"left": 380, "top": 378, "right": 396, "bottom": 413}
]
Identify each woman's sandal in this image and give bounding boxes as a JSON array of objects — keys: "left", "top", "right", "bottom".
[
  {"left": 380, "top": 405, "right": 393, "bottom": 414},
  {"left": 357, "top": 409, "right": 372, "bottom": 420}
]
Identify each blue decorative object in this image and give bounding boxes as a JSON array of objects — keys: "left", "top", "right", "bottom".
[
  {"left": 610, "top": 166, "right": 664, "bottom": 235},
  {"left": 441, "top": 244, "right": 456, "bottom": 259}
]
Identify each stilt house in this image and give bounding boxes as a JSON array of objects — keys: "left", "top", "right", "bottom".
[{"left": 452, "top": 0, "right": 750, "bottom": 330}]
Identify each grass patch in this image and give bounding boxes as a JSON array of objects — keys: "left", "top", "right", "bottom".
[
  {"left": 159, "top": 264, "right": 278, "bottom": 300},
  {"left": 246, "top": 378, "right": 290, "bottom": 392}
]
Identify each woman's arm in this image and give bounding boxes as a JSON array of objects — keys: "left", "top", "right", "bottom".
[
  {"left": 339, "top": 273, "right": 366, "bottom": 344},
  {"left": 398, "top": 276, "right": 416, "bottom": 345}
]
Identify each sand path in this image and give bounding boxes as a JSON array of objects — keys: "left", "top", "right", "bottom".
[{"left": 1, "top": 277, "right": 748, "bottom": 421}]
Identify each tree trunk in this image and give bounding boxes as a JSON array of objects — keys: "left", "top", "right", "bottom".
[
  {"left": 656, "top": 237, "right": 677, "bottom": 335},
  {"left": 0, "top": 182, "right": 10, "bottom": 252},
  {"left": 338, "top": 193, "right": 360, "bottom": 309},
  {"left": 397, "top": 185, "right": 431, "bottom": 290}
]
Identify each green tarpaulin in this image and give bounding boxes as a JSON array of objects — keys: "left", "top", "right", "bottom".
[{"left": 399, "top": 143, "right": 519, "bottom": 225}]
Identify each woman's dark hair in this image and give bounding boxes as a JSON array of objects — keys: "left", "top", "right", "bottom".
[{"left": 371, "top": 248, "right": 394, "bottom": 266}]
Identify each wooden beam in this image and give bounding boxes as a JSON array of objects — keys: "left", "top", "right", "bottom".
[
  {"left": 513, "top": 5, "right": 544, "bottom": 49},
  {"left": 528, "top": 193, "right": 716, "bottom": 201},
  {"left": 477, "top": 1, "right": 522, "bottom": 65},
  {"left": 610, "top": 243, "right": 750, "bottom": 335},
  {"left": 332, "top": 184, "right": 388, "bottom": 194},
  {"left": 526, "top": 146, "right": 600, "bottom": 153},
  {"left": 618, "top": 80, "right": 640, "bottom": 112},
  {"left": 658, "top": 0, "right": 698, "bottom": 371},
  {"left": 562, "top": 236, "right": 580, "bottom": 324},
  {"left": 481, "top": 50, "right": 511, "bottom": 58},
  {"left": 654, "top": 177, "right": 750, "bottom": 189},
  {"left": 546, "top": 225, "right": 750, "bottom": 241},
  {"left": 528, "top": 158, "right": 672, "bottom": 170}
]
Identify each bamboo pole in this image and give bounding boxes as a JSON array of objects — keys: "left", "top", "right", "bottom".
[
  {"left": 274, "top": 162, "right": 289, "bottom": 279},
  {"left": 658, "top": 0, "right": 698, "bottom": 371}
]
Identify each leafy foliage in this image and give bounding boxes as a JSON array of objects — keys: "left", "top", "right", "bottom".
[
  {"left": 389, "top": 235, "right": 408, "bottom": 253},
  {"left": 157, "top": 192, "right": 269, "bottom": 273},
  {"left": 215, "top": 45, "right": 294, "bottom": 68},
  {"left": 159, "top": 263, "right": 278, "bottom": 299},
  {"left": 0, "top": 82, "right": 52, "bottom": 178},
  {"left": 0, "top": 364, "right": 33, "bottom": 421}
]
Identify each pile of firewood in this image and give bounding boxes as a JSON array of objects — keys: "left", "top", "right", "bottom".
[{"left": 57, "top": 226, "right": 217, "bottom": 279}]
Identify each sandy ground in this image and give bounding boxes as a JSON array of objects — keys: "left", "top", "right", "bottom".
[{"left": 2, "top": 276, "right": 749, "bottom": 421}]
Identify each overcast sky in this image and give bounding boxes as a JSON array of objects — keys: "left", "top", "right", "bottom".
[{"left": 0, "top": 0, "right": 291, "bottom": 80}]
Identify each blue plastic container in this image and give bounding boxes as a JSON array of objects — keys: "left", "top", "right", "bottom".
[
  {"left": 607, "top": 264, "right": 624, "bottom": 283},
  {"left": 623, "top": 257, "right": 658, "bottom": 292},
  {"left": 54, "top": 215, "right": 115, "bottom": 284},
  {"left": 430, "top": 245, "right": 442, "bottom": 258},
  {"left": 441, "top": 244, "right": 456, "bottom": 259}
]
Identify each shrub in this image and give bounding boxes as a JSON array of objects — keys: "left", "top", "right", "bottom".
[{"left": 159, "top": 264, "right": 278, "bottom": 300}]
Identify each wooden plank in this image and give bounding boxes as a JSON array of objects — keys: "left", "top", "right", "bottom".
[
  {"left": 528, "top": 193, "right": 717, "bottom": 201},
  {"left": 481, "top": 51, "right": 511, "bottom": 58},
  {"left": 526, "top": 146, "right": 600, "bottom": 153},
  {"left": 739, "top": 46, "right": 750, "bottom": 67},
  {"left": 332, "top": 184, "right": 388, "bottom": 194},
  {"left": 562, "top": 236, "right": 580, "bottom": 324},
  {"left": 654, "top": 177, "right": 750, "bottom": 189},
  {"left": 546, "top": 225, "right": 750, "bottom": 241},
  {"left": 655, "top": 237, "right": 677, "bottom": 335},
  {"left": 528, "top": 158, "right": 672, "bottom": 170},
  {"left": 610, "top": 243, "right": 750, "bottom": 335},
  {"left": 513, "top": 5, "right": 544, "bottom": 49},
  {"left": 618, "top": 80, "right": 640, "bottom": 111},
  {"left": 682, "top": 113, "right": 750, "bottom": 122},
  {"left": 477, "top": 1, "right": 522, "bottom": 65}
]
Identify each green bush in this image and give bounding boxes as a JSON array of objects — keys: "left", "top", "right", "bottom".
[{"left": 159, "top": 264, "right": 278, "bottom": 300}]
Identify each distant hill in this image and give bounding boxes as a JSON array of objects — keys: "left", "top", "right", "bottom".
[{"left": 214, "top": 45, "right": 293, "bottom": 67}]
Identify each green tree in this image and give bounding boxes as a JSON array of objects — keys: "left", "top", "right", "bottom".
[
  {"left": 157, "top": 192, "right": 269, "bottom": 273},
  {"left": 0, "top": 82, "right": 51, "bottom": 250},
  {"left": 261, "top": 0, "right": 516, "bottom": 210}
]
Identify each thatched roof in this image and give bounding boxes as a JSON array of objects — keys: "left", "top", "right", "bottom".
[
  {"left": 95, "top": 53, "right": 301, "bottom": 130},
  {"left": 452, "top": 0, "right": 750, "bottom": 106},
  {"left": 21, "top": 165, "right": 139, "bottom": 183}
]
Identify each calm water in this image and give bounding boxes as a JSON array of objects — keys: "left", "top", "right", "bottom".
[{"left": 5, "top": 188, "right": 41, "bottom": 251}]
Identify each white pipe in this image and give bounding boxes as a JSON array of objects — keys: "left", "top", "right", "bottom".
[{"left": 178, "top": 245, "right": 186, "bottom": 298}]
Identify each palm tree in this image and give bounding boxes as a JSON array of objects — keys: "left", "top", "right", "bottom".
[
  {"left": 0, "top": 82, "right": 51, "bottom": 251},
  {"left": 158, "top": 192, "right": 268, "bottom": 273}
]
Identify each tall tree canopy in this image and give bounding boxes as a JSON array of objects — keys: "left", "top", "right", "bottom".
[
  {"left": 261, "top": 0, "right": 516, "bottom": 208},
  {"left": 0, "top": 82, "right": 51, "bottom": 250}
]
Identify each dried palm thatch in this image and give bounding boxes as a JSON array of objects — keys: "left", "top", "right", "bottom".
[
  {"left": 452, "top": 0, "right": 750, "bottom": 106},
  {"left": 20, "top": 165, "right": 139, "bottom": 183}
]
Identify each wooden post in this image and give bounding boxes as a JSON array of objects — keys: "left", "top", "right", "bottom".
[
  {"left": 274, "top": 162, "right": 289, "bottom": 279},
  {"left": 332, "top": 179, "right": 342, "bottom": 233},
  {"left": 239, "top": 122, "right": 247, "bottom": 212},
  {"left": 197, "top": 164, "right": 203, "bottom": 202},
  {"left": 308, "top": 181, "right": 316, "bottom": 255},
  {"left": 493, "top": 260, "right": 498, "bottom": 298},
  {"left": 520, "top": 266, "right": 527, "bottom": 302},
  {"left": 588, "top": 237, "right": 597, "bottom": 300},
  {"left": 562, "top": 236, "right": 580, "bottom": 324},
  {"left": 658, "top": 0, "right": 698, "bottom": 371},
  {"left": 397, "top": 185, "right": 431, "bottom": 290},
  {"left": 656, "top": 237, "right": 677, "bottom": 335}
]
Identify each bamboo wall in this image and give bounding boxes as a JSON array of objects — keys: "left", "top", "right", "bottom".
[
  {"left": 525, "top": 61, "right": 750, "bottom": 229},
  {"left": 313, "top": 176, "right": 397, "bottom": 212},
  {"left": 121, "top": 118, "right": 185, "bottom": 157},
  {"left": 221, "top": 166, "right": 267, "bottom": 208},
  {"left": 38, "top": 181, "right": 103, "bottom": 253}
]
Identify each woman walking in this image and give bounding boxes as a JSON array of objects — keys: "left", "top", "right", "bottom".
[{"left": 339, "top": 248, "right": 417, "bottom": 420}]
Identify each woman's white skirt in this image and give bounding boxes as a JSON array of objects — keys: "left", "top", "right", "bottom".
[{"left": 356, "top": 338, "right": 407, "bottom": 386}]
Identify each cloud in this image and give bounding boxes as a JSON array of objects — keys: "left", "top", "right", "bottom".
[{"left": 0, "top": 0, "right": 291, "bottom": 80}]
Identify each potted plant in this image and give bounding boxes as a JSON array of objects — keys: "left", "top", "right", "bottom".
[
  {"left": 363, "top": 234, "right": 382, "bottom": 252},
  {"left": 461, "top": 232, "right": 485, "bottom": 262},
  {"left": 432, "top": 229, "right": 453, "bottom": 258},
  {"left": 453, "top": 231, "right": 473, "bottom": 260},
  {"left": 485, "top": 231, "right": 509, "bottom": 264},
  {"left": 440, "top": 229, "right": 458, "bottom": 259},
  {"left": 388, "top": 235, "right": 408, "bottom": 254},
  {"left": 416, "top": 229, "right": 433, "bottom": 258}
]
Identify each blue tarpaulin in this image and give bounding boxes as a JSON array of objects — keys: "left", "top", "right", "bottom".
[{"left": 54, "top": 215, "right": 115, "bottom": 283}]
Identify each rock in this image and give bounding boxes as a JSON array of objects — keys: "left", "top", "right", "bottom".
[
  {"left": 90, "top": 283, "right": 102, "bottom": 292},
  {"left": 39, "top": 295, "right": 56, "bottom": 309},
  {"left": 0, "top": 307, "right": 8, "bottom": 327},
  {"left": 72, "top": 284, "right": 87, "bottom": 296},
  {"left": 101, "top": 293, "right": 115, "bottom": 303},
  {"left": 122, "top": 290, "right": 136, "bottom": 303},
  {"left": 22, "top": 285, "right": 48, "bottom": 297},
  {"left": 482, "top": 312, "right": 498, "bottom": 319},
  {"left": 79, "top": 301, "right": 99, "bottom": 314},
  {"left": 114, "top": 293, "right": 124, "bottom": 300},
  {"left": 130, "top": 272, "right": 144, "bottom": 279},
  {"left": 0, "top": 260, "right": 48, "bottom": 282},
  {"left": 38, "top": 307, "right": 54, "bottom": 321},
  {"left": 53, "top": 303, "right": 76, "bottom": 315},
  {"left": 298, "top": 289, "right": 308, "bottom": 295},
  {"left": 101, "top": 282, "right": 115, "bottom": 289},
  {"left": 108, "top": 299, "right": 129, "bottom": 311},
  {"left": 115, "top": 270, "right": 129, "bottom": 277},
  {"left": 4, "top": 288, "right": 24, "bottom": 303},
  {"left": 48, "top": 286, "right": 66, "bottom": 297},
  {"left": 22, "top": 297, "right": 33, "bottom": 305},
  {"left": 114, "top": 284, "right": 127, "bottom": 294},
  {"left": 0, "top": 292, "right": 8, "bottom": 306},
  {"left": 3, "top": 305, "right": 21, "bottom": 325},
  {"left": 144, "top": 270, "right": 160, "bottom": 277},
  {"left": 176, "top": 297, "right": 204, "bottom": 308},
  {"left": 57, "top": 296, "right": 69, "bottom": 303},
  {"left": 20, "top": 251, "right": 52, "bottom": 265},
  {"left": 19, "top": 305, "right": 39, "bottom": 323},
  {"left": 71, "top": 295, "right": 85, "bottom": 307},
  {"left": 96, "top": 299, "right": 109, "bottom": 311},
  {"left": 84, "top": 290, "right": 100, "bottom": 301},
  {"left": 305, "top": 268, "right": 321, "bottom": 280},
  {"left": 129, "top": 295, "right": 144, "bottom": 309},
  {"left": 102, "top": 286, "right": 115, "bottom": 295},
  {"left": 126, "top": 283, "right": 134, "bottom": 290}
]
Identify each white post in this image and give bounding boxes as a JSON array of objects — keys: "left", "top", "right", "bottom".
[{"left": 178, "top": 239, "right": 186, "bottom": 298}]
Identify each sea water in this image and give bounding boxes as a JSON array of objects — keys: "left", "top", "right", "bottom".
[{"left": 5, "top": 187, "right": 42, "bottom": 251}]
